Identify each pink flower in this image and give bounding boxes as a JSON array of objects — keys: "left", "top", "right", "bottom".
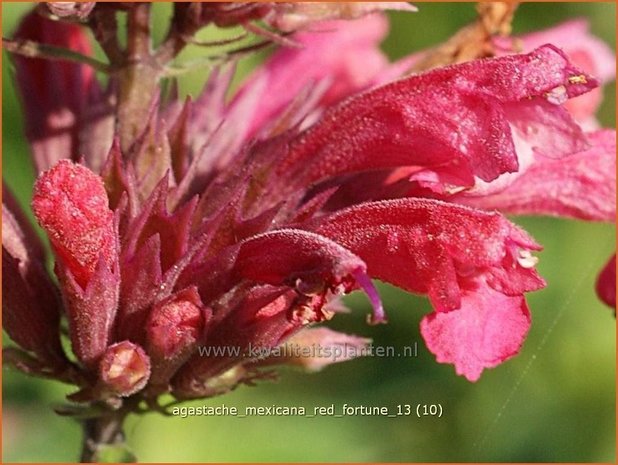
[
  {"left": 3, "top": 7, "right": 615, "bottom": 403},
  {"left": 496, "top": 19, "right": 616, "bottom": 128}
]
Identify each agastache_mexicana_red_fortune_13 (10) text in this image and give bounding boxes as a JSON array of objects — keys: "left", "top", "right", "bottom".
[{"left": 2, "top": 2, "right": 616, "bottom": 460}]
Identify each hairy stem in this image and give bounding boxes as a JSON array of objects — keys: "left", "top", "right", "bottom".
[
  {"left": 79, "top": 412, "right": 128, "bottom": 463},
  {"left": 117, "top": 3, "right": 159, "bottom": 153},
  {"left": 156, "top": 3, "right": 205, "bottom": 65},
  {"left": 88, "top": 7, "right": 124, "bottom": 64}
]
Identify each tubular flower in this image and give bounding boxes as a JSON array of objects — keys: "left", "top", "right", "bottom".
[{"left": 3, "top": 5, "right": 615, "bottom": 412}]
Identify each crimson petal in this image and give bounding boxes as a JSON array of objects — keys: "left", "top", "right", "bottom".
[
  {"left": 313, "top": 198, "right": 544, "bottom": 312},
  {"left": 272, "top": 45, "right": 596, "bottom": 200}
]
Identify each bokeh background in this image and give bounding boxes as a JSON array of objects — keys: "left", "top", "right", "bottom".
[{"left": 2, "top": 2, "right": 616, "bottom": 462}]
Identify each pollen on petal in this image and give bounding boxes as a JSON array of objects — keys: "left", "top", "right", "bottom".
[{"left": 32, "top": 160, "right": 114, "bottom": 288}]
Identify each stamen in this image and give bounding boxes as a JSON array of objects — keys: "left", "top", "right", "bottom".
[
  {"left": 517, "top": 250, "right": 539, "bottom": 269},
  {"left": 352, "top": 269, "right": 387, "bottom": 325}
]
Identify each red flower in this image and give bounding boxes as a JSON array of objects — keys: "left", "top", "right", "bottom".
[{"left": 3, "top": 8, "right": 615, "bottom": 402}]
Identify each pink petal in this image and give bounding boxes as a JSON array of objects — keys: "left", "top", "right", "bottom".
[
  {"left": 517, "top": 19, "right": 615, "bottom": 84},
  {"left": 233, "top": 14, "right": 391, "bottom": 139},
  {"left": 271, "top": 45, "right": 597, "bottom": 201},
  {"left": 504, "top": 99, "right": 588, "bottom": 159},
  {"left": 314, "top": 198, "right": 545, "bottom": 312},
  {"left": 146, "top": 287, "right": 207, "bottom": 360},
  {"left": 31, "top": 161, "right": 120, "bottom": 367},
  {"left": 459, "top": 130, "right": 616, "bottom": 221},
  {"left": 596, "top": 254, "right": 616, "bottom": 309},
  {"left": 267, "top": 327, "right": 371, "bottom": 372},
  {"left": 420, "top": 278, "right": 531, "bottom": 381},
  {"left": 498, "top": 20, "right": 615, "bottom": 124}
]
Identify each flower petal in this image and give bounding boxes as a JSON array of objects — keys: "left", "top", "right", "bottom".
[
  {"left": 235, "top": 13, "right": 391, "bottom": 139},
  {"left": 271, "top": 45, "right": 597, "bottom": 201},
  {"left": 265, "top": 327, "right": 371, "bottom": 372},
  {"left": 516, "top": 19, "right": 616, "bottom": 83},
  {"left": 420, "top": 278, "right": 531, "bottom": 381},
  {"left": 497, "top": 19, "right": 615, "bottom": 126},
  {"left": 459, "top": 130, "right": 616, "bottom": 221},
  {"left": 99, "top": 341, "right": 151, "bottom": 397},
  {"left": 31, "top": 160, "right": 120, "bottom": 366},
  {"left": 235, "top": 230, "right": 384, "bottom": 323},
  {"left": 313, "top": 198, "right": 544, "bottom": 312}
]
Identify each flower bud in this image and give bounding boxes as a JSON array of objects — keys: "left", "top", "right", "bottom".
[
  {"left": 99, "top": 341, "right": 150, "bottom": 397},
  {"left": 32, "top": 160, "right": 119, "bottom": 367},
  {"left": 47, "top": 2, "right": 96, "bottom": 20},
  {"left": 13, "top": 9, "right": 97, "bottom": 173},
  {"left": 32, "top": 160, "right": 115, "bottom": 289},
  {"left": 2, "top": 185, "right": 65, "bottom": 367},
  {"left": 146, "top": 287, "right": 209, "bottom": 388}
]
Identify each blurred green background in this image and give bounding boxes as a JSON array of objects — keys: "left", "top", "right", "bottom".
[{"left": 2, "top": 2, "right": 616, "bottom": 462}]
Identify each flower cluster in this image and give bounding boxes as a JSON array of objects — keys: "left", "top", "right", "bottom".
[{"left": 2, "top": 2, "right": 615, "bottom": 416}]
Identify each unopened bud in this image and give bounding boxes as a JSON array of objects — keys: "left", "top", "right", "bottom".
[
  {"left": 99, "top": 341, "right": 150, "bottom": 397},
  {"left": 47, "top": 2, "right": 96, "bottom": 20},
  {"left": 32, "top": 160, "right": 115, "bottom": 289},
  {"left": 146, "top": 287, "right": 209, "bottom": 388}
]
